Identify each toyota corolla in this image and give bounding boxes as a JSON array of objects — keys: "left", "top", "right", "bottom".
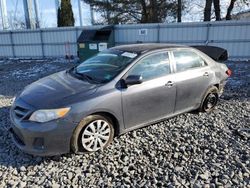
[{"left": 9, "top": 43, "right": 231, "bottom": 156}]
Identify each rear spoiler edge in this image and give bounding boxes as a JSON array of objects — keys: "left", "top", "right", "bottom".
[{"left": 191, "top": 45, "right": 228, "bottom": 62}]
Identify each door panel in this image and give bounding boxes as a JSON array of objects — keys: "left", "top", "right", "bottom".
[
  {"left": 122, "top": 76, "right": 176, "bottom": 128},
  {"left": 121, "top": 51, "right": 176, "bottom": 129},
  {"left": 173, "top": 66, "right": 212, "bottom": 112},
  {"left": 171, "top": 50, "right": 213, "bottom": 112}
]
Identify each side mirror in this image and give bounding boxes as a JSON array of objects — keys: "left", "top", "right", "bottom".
[{"left": 124, "top": 75, "right": 143, "bottom": 86}]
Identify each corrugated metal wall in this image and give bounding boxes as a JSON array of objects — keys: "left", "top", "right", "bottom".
[
  {"left": 115, "top": 21, "right": 250, "bottom": 59},
  {"left": 0, "top": 21, "right": 249, "bottom": 59}
]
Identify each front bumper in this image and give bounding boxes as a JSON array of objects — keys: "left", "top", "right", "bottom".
[{"left": 9, "top": 100, "right": 78, "bottom": 156}]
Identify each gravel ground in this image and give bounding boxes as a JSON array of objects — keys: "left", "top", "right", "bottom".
[{"left": 0, "top": 59, "right": 249, "bottom": 187}]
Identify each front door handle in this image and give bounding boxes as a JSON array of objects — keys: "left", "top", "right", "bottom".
[
  {"left": 203, "top": 72, "right": 209, "bottom": 77},
  {"left": 165, "top": 81, "right": 174, "bottom": 87}
]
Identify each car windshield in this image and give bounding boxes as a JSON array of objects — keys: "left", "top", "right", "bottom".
[{"left": 74, "top": 50, "right": 137, "bottom": 83}]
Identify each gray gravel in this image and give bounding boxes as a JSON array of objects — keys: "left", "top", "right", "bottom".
[{"left": 0, "top": 59, "right": 249, "bottom": 187}]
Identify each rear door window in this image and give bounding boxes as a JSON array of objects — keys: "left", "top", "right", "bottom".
[{"left": 173, "top": 50, "right": 206, "bottom": 72}]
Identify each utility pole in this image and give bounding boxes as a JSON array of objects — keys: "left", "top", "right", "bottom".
[
  {"left": 0, "top": 0, "right": 9, "bottom": 30},
  {"left": 23, "top": 0, "right": 35, "bottom": 29},
  {"left": 34, "top": 0, "right": 40, "bottom": 28},
  {"left": 77, "top": 0, "right": 83, "bottom": 26},
  {"left": 177, "top": 0, "right": 182, "bottom": 22}
]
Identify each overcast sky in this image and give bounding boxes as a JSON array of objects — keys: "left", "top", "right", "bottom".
[{"left": 0, "top": 0, "right": 249, "bottom": 29}]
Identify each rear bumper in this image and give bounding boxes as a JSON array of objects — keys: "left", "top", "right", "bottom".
[
  {"left": 218, "top": 80, "right": 227, "bottom": 96},
  {"left": 9, "top": 109, "right": 77, "bottom": 156}
]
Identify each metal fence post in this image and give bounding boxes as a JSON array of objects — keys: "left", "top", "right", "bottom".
[
  {"left": 9, "top": 31, "right": 15, "bottom": 57},
  {"left": 157, "top": 24, "right": 160, "bottom": 43},
  {"left": 40, "top": 29, "right": 45, "bottom": 58},
  {"left": 113, "top": 25, "right": 116, "bottom": 46},
  {"left": 75, "top": 27, "right": 79, "bottom": 57},
  {"left": 206, "top": 23, "right": 211, "bottom": 45}
]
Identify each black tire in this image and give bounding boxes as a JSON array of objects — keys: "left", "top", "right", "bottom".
[
  {"left": 199, "top": 86, "right": 219, "bottom": 113},
  {"left": 71, "top": 115, "right": 114, "bottom": 154}
]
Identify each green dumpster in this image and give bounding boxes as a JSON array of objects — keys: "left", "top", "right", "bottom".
[{"left": 77, "top": 26, "right": 115, "bottom": 61}]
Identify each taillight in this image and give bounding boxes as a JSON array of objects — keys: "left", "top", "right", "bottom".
[{"left": 226, "top": 69, "right": 232, "bottom": 77}]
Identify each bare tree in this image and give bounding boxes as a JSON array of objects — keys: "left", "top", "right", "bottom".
[
  {"left": 204, "top": 0, "right": 212, "bottom": 21},
  {"left": 177, "top": 0, "right": 182, "bottom": 22},
  {"left": 83, "top": 0, "right": 181, "bottom": 24},
  {"left": 226, "top": 0, "right": 250, "bottom": 20},
  {"left": 7, "top": 11, "right": 26, "bottom": 30},
  {"left": 204, "top": 0, "right": 221, "bottom": 21},
  {"left": 213, "top": 0, "right": 221, "bottom": 20},
  {"left": 226, "top": 0, "right": 236, "bottom": 20}
]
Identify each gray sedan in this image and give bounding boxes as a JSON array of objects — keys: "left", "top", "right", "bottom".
[{"left": 9, "top": 44, "right": 231, "bottom": 156}]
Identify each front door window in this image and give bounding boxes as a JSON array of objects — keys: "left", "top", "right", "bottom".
[{"left": 128, "top": 52, "right": 171, "bottom": 81}]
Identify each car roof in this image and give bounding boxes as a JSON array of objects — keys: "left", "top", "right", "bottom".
[{"left": 111, "top": 43, "right": 187, "bottom": 54}]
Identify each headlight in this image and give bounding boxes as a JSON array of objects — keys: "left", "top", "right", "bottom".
[{"left": 29, "top": 107, "right": 71, "bottom": 123}]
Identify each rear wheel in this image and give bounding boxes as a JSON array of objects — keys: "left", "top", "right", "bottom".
[
  {"left": 199, "top": 86, "right": 219, "bottom": 112},
  {"left": 71, "top": 115, "right": 114, "bottom": 153}
]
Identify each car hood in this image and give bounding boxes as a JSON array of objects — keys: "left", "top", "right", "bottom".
[{"left": 19, "top": 71, "right": 98, "bottom": 109}]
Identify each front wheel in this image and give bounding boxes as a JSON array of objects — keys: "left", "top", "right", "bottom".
[
  {"left": 71, "top": 115, "right": 114, "bottom": 153},
  {"left": 199, "top": 86, "right": 219, "bottom": 113}
]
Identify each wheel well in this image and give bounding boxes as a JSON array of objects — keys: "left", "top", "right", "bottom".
[
  {"left": 214, "top": 84, "right": 219, "bottom": 90},
  {"left": 91, "top": 112, "right": 120, "bottom": 136}
]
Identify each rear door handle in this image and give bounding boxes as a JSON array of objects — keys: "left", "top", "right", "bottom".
[
  {"left": 165, "top": 81, "right": 174, "bottom": 87},
  {"left": 203, "top": 72, "right": 209, "bottom": 77}
]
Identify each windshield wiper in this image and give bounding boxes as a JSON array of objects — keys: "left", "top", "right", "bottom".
[{"left": 71, "top": 67, "right": 101, "bottom": 84}]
